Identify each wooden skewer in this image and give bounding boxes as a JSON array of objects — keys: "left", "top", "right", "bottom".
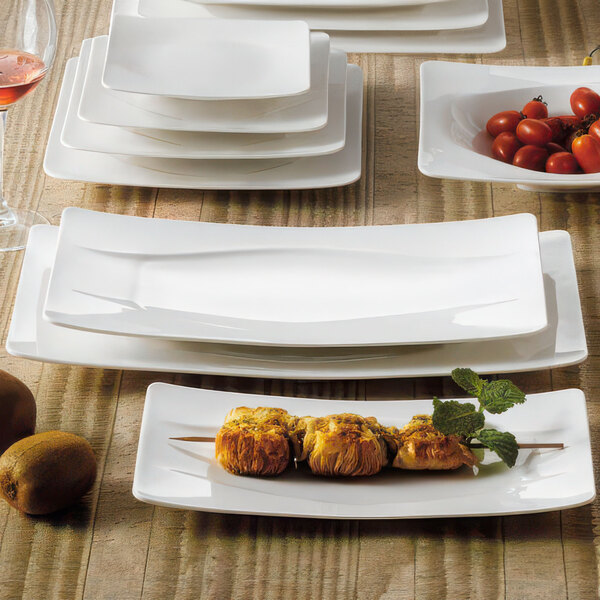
[{"left": 169, "top": 436, "right": 564, "bottom": 449}]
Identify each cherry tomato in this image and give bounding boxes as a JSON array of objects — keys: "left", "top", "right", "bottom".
[
  {"left": 564, "top": 129, "right": 585, "bottom": 152},
  {"left": 512, "top": 145, "right": 549, "bottom": 171},
  {"left": 545, "top": 152, "right": 580, "bottom": 174},
  {"left": 572, "top": 134, "right": 600, "bottom": 173},
  {"left": 546, "top": 142, "right": 566, "bottom": 155},
  {"left": 588, "top": 118, "right": 600, "bottom": 143},
  {"left": 541, "top": 117, "right": 566, "bottom": 142},
  {"left": 491, "top": 132, "right": 522, "bottom": 163},
  {"left": 486, "top": 110, "right": 523, "bottom": 137},
  {"left": 516, "top": 119, "right": 553, "bottom": 147},
  {"left": 570, "top": 87, "right": 600, "bottom": 119},
  {"left": 556, "top": 115, "right": 582, "bottom": 127},
  {"left": 522, "top": 96, "right": 548, "bottom": 119}
]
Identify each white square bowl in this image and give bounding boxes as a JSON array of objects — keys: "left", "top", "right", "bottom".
[
  {"left": 418, "top": 61, "right": 600, "bottom": 192},
  {"left": 103, "top": 15, "right": 311, "bottom": 100}
]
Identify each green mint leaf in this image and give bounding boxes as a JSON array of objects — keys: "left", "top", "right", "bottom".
[
  {"left": 451, "top": 368, "right": 486, "bottom": 397},
  {"left": 479, "top": 380, "right": 526, "bottom": 414},
  {"left": 476, "top": 429, "right": 519, "bottom": 468},
  {"left": 432, "top": 398, "right": 485, "bottom": 437}
]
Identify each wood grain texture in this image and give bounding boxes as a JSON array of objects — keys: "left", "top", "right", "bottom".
[{"left": 0, "top": 0, "right": 599, "bottom": 599}]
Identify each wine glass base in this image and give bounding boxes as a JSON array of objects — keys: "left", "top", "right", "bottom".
[{"left": 0, "top": 209, "right": 50, "bottom": 252}]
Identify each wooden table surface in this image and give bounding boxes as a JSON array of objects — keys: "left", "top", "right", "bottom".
[{"left": 0, "top": 0, "right": 599, "bottom": 598}]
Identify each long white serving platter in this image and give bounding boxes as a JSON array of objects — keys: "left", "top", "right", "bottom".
[
  {"left": 43, "top": 210, "right": 546, "bottom": 347},
  {"left": 6, "top": 226, "right": 586, "bottom": 378},
  {"left": 63, "top": 40, "right": 348, "bottom": 159},
  {"left": 79, "top": 34, "right": 332, "bottom": 133},
  {"left": 137, "top": 0, "right": 489, "bottom": 32},
  {"left": 133, "top": 0, "right": 506, "bottom": 54},
  {"left": 44, "top": 59, "right": 363, "bottom": 189},
  {"left": 133, "top": 384, "right": 595, "bottom": 519}
]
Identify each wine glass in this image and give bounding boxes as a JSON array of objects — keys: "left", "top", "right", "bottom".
[{"left": 0, "top": 0, "right": 56, "bottom": 251}]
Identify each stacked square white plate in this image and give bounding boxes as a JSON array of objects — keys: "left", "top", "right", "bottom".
[
  {"left": 44, "top": 12, "right": 364, "bottom": 189},
  {"left": 129, "top": 0, "right": 507, "bottom": 54},
  {"left": 7, "top": 209, "right": 587, "bottom": 379}
]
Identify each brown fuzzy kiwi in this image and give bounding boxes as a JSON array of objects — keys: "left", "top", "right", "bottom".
[
  {"left": 0, "top": 370, "right": 36, "bottom": 456},
  {"left": 0, "top": 431, "right": 97, "bottom": 515}
]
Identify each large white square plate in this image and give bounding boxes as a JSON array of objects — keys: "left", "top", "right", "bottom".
[
  {"left": 132, "top": 384, "right": 595, "bottom": 519},
  {"left": 64, "top": 40, "right": 348, "bottom": 159},
  {"left": 419, "top": 60, "right": 600, "bottom": 192},
  {"left": 135, "top": 0, "right": 505, "bottom": 54},
  {"left": 80, "top": 34, "right": 331, "bottom": 133},
  {"left": 103, "top": 16, "right": 310, "bottom": 100},
  {"left": 137, "top": 0, "right": 489, "bottom": 32},
  {"left": 43, "top": 210, "right": 546, "bottom": 347},
  {"left": 6, "top": 227, "right": 586, "bottom": 378},
  {"left": 44, "top": 59, "right": 363, "bottom": 189}
]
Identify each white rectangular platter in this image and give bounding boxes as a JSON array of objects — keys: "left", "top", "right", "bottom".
[
  {"left": 133, "top": 0, "right": 505, "bottom": 54},
  {"left": 200, "top": 0, "right": 455, "bottom": 8},
  {"left": 133, "top": 384, "right": 595, "bottom": 519},
  {"left": 63, "top": 40, "right": 348, "bottom": 159},
  {"left": 45, "top": 59, "right": 363, "bottom": 189},
  {"left": 418, "top": 60, "right": 600, "bottom": 192},
  {"left": 137, "top": 0, "right": 489, "bottom": 32},
  {"left": 6, "top": 226, "right": 586, "bottom": 378},
  {"left": 103, "top": 16, "right": 310, "bottom": 100},
  {"left": 43, "top": 209, "right": 547, "bottom": 347},
  {"left": 80, "top": 34, "right": 331, "bottom": 133}
]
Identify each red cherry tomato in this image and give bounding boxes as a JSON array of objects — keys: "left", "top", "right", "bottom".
[
  {"left": 491, "top": 132, "right": 522, "bottom": 163},
  {"left": 486, "top": 110, "right": 523, "bottom": 138},
  {"left": 572, "top": 134, "right": 600, "bottom": 173},
  {"left": 512, "top": 145, "right": 549, "bottom": 171},
  {"left": 522, "top": 96, "right": 548, "bottom": 119},
  {"left": 588, "top": 119, "right": 600, "bottom": 143},
  {"left": 564, "top": 129, "right": 585, "bottom": 152},
  {"left": 541, "top": 117, "right": 566, "bottom": 142},
  {"left": 545, "top": 152, "right": 580, "bottom": 174},
  {"left": 570, "top": 87, "right": 600, "bottom": 119},
  {"left": 556, "top": 115, "right": 582, "bottom": 128},
  {"left": 546, "top": 142, "right": 566, "bottom": 155},
  {"left": 516, "top": 119, "right": 553, "bottom": 147}
]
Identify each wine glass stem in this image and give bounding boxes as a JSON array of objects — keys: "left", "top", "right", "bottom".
[{"left": 0, "top": 110, "right": 16, "bottom": 227}]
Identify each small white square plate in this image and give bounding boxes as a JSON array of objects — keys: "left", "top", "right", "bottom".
[
  {"left": 64, "top": 40, "right": 347, "bottom": 159},
  {"left": 133, "top": 384, "right": 595, "bottom": 519},
  {"left": 138, "top": 0, "right": 489, "bottom": 32},
  {"left": 43, "top": 209, "right": 546, "bottom": 347},
  {"left": 419, "top": 60, "right": 600, "bottom": 192},
  {"left": 6, "top": 227, "right": 586, "bottom": 378},
  {"left": 103, "top": 16, "right": 311, "bottom": 100},
  {"left": 80, "top": 34, "right": 331, "bottom": 133},
  {"left": 44, "top": 59, "right": 363, "bottom": 189},
  {"left": 135, "top": 0, "right": 505, "bottom": 54}
]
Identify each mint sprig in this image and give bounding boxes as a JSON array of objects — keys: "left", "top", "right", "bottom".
[{"left": 431, "top": 368, "right": 525, "bottom": 468}]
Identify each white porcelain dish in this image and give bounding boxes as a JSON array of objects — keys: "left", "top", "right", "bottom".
[
  {"left": 200, "top": 0, "right": 455, "bottom": 8},
  {"left": 44, "top": 210, "right": 546, "bottom": 347},
  {"left": 6, "top": 227, "right": 586, "bottom": 378},
  {"left": 103, "top": 16, "right": 310, "bottom": 100},
  {"left": 136, "top": 0, "right": 505, "bottom": 54},
  {"left": 63, "top": 42, "right": 347, "bottom": 159},
  {"left": 133, "top": 384, "right": 595, "bottom": 519},
  {"left": 80, "top": 34, "right": 331, "bottom": 134},
  {"left": 45, "top": 59, "right": 363, "bottom": 190},
  {"left": 419, "top": 60, "right": 600, "bottom": 192},
  {"left": 137, "top": 0, "right": 489, "bottom": 32}
]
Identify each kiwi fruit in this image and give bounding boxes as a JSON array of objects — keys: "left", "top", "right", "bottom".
[
  {"left": 0, "top": 370, "right": 36, "bottom": 456},
  {"left": 0, "top": 431, "right": 97, "bottom": 515}
]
